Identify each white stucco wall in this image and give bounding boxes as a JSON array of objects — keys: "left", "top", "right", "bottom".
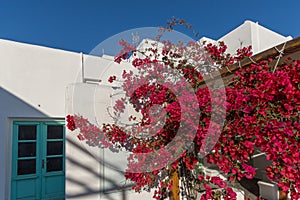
[
  {"left": 0, "top": 87, "right": 48, "bottom": 200},
  {"left": 0, "top": 19, "right": 294, "bottom": 200},
  {"left": 0, "top": 39, "right": 153, "bottom": 200},
  {"left": 66, "top": 49, "right": 155, "bottom": 200},
  {"left": 0, "top": 39, "right": 82, "bottom": 200},
  {"left": 219, "top": 20, "right": 292, "bottom": 55},
  {"left": 0, "top": 39, "right": 83, "bottom": 117}
]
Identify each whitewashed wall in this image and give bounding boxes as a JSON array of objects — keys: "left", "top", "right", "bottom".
[
  {"left": 0, "top": 39, "right": 153, "bottom": 200},
  {"left": 0, "top": 19, "right": 293, "bottom": 200},
  {"left": 0, "top": 39, "right": 81, "bottom": 200},
  {"left": 219, "top": 20, "right": 292, "bottom": 55}
]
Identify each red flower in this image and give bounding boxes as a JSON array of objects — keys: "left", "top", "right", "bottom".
[
  {"left": 108, "top": 75, "right": 116, "bottom": 83},
  {"left": 66, "top": 115, "right": 76, "bottom": 131}
]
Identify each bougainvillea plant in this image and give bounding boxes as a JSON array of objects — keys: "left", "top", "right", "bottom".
[{"left": 67, "top": 18, "right": 300, "bottom": 199}]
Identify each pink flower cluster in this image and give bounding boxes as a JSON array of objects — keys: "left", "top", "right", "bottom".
[{"left": 66, "top": 21, "right": 300, "bottom": 199}]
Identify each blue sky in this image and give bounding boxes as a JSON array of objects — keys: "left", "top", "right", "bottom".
[{"left": 0, "top": 0, "right": 299, "bottom": 55}]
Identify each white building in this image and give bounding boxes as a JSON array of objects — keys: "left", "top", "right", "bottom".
[{"left": 0, "top": 20, "right": 293, "bottom": 200}]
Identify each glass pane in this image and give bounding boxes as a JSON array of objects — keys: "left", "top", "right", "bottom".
[
  {"left": 18, "top": 125, "right": 36, "bottom": 140},
  {"left": 18, "top": 142, "right": 36, "bottom": 157},
  {"left": 47, "top": 157, "right": 62, "bottom": 172},
  {"left": 47, "top": 125, "right": 63, "bottom": 139},
  {"left": 47, "top": 141, "right": 63, "bottom": 155},
  {"left": 18, "top": 159, "right": 36, "bottom": 175}
]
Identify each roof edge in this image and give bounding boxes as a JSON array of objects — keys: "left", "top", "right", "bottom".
[{"left": 205, "top": 36, "right": 300, "bottom": 84}]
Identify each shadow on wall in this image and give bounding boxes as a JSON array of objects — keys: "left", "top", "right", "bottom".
[
  {"left": 0, "top": 87, "right": 48, "bottom": 118},
  {"left": 0, "top": 87, "right": 48, "bottom": 200},
  {"left": 0, "top": 86, "right": 140, "bottom": 200},
  {"left": 66, "top": 137, "right": 135, "bottom": 200}
]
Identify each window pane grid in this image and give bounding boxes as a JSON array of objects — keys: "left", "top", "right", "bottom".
[
  {"left": 17, "top": 159, "right": 36, "bottom": 175},
  {"left": 18, "top": 140, "right": 36, "bottom": 142},
  {"left": 18, "top": 125, "right": 37, "bottom": 140},
  {"left": 14, "top": 123, "right": 65, "bottom": 176},
  {"left": 17, "top": 157, "right": 36, "bottom": 160},
  {"left": 46, "top": 157, "right": 63, "bottom": 172},
  {"left": 46, "top": 139, "right": 63, "bottom": 142},
  {"left": 18, "top": 142, "right": 36, "bottom": 157},
  {"left": 47, "top": 125, "right": 63, "bottom": 139},
  {"left": 47, "top": 141, "right": 63, "bottom": 155},
  {"left": 46, "top": 155, "right": 63, "bottom": 158}
]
